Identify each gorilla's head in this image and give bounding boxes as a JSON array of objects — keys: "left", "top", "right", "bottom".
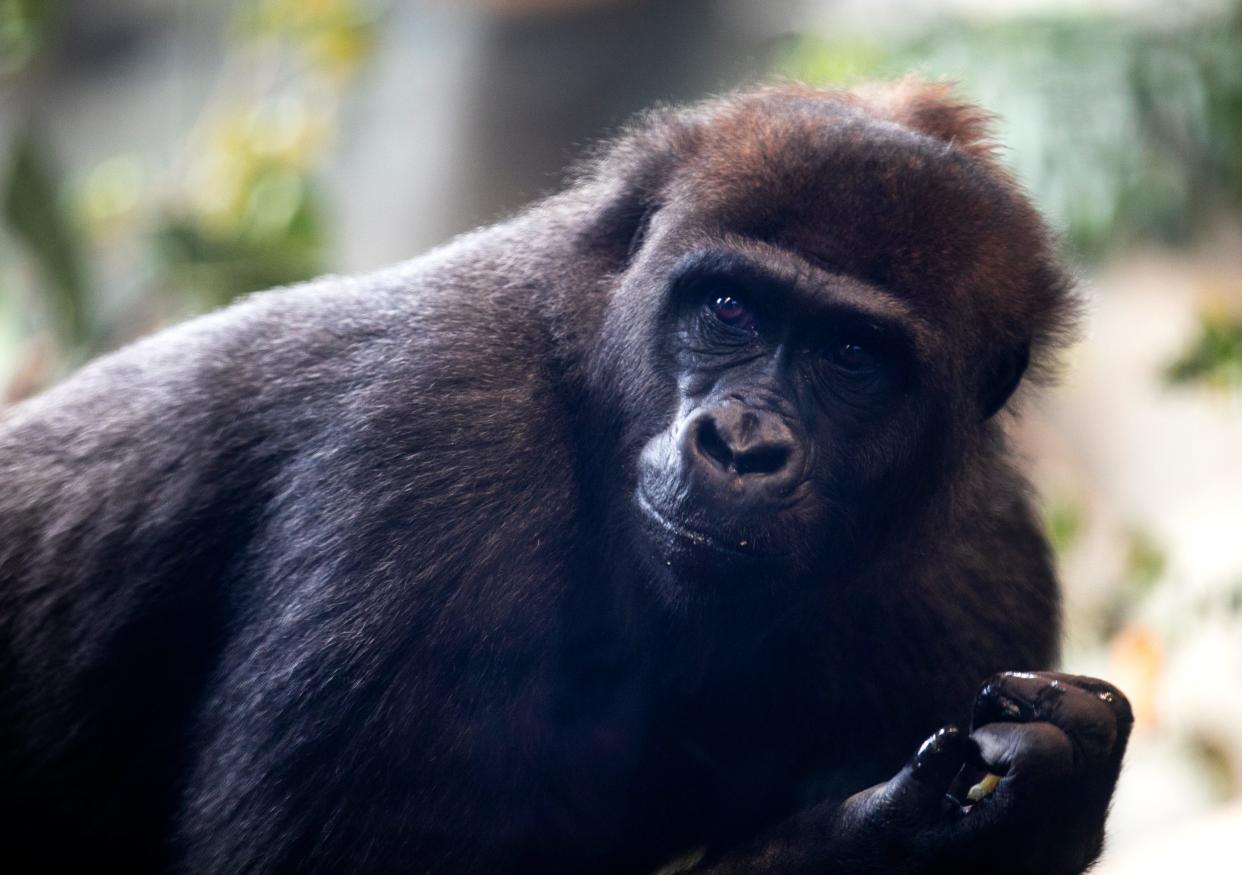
[{"left": 580, "top": 83, "right": 1073, "bottom": 602}]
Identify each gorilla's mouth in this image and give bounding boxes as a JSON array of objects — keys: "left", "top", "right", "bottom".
[{"left": 634, "top": 489, "right": 786, "bottom": 561}]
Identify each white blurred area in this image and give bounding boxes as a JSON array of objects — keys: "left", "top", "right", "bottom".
[
  {"left": 1097, "top": 798, "right": 1242, "bottom": 872},
  {"left": 1020, "top": 231, "right": 1242, "bottom": 869}
]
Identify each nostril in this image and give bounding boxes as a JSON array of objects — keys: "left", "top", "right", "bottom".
[
  {"left": 734, "top": 443, "right": 790, "bottom": 476},
  {"left": 695, "top": 417, "right": 734, "bottom": 471},
  {"left": 693, "top": 410, "right": 798, "bottom": 478}
]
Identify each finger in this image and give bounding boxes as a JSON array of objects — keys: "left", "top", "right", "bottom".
[
  {"left": 942, "top": 723, "right": 1087, "bottom": 869},
  {"left": 962, "top": 720, "right": 1112, "bottom": 870},
  {"left": 880, "top": 725, "right": 976, "bottom": 817},
  {"left": 972, "top": 672, "right": 1119, "bottom": 763},
  {"left": 946, "top": 762, "right": 1002, "bottom": 807},
  {"left": 971, "top": 721, "right": 1074, "bottom": 791},
  {"left": 1025, "top": 671, "right": 1134, "bottom": 742}
]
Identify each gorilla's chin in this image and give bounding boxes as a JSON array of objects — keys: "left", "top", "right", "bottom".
[{"left": 632, "top": 488, "right": 801, "bottom": 598}]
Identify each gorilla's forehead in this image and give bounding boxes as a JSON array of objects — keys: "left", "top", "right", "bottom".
[{"left": 676, "top": 110, "right": 1032, "bottom": 310}]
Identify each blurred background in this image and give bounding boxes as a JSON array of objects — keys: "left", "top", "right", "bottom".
[{"left": 1, "top": 0, "right": 1240, "bottom": 868}]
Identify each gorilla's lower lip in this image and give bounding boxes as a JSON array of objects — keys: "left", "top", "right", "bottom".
[{"left": 635, "top": 490, "right": 782, "bottom": 560}]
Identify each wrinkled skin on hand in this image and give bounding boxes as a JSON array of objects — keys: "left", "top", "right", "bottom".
[{"left": 838, "top": 672, "right": 1133, "bottom": 874}]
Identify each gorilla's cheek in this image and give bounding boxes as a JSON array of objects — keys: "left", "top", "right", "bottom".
[{"left": 636, "top": 427, "right": 684, "bottom": 513}]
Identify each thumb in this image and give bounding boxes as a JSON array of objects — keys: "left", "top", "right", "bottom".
[{"left": 879, "top": 725, "right": 975, "bottom": 819}]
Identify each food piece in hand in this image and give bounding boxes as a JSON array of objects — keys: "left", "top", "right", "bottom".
[{"left": 966, "top": 772, "right": 1001, "bottom": 802}]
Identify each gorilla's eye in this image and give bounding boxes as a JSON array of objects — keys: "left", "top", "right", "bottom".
[
  {"left": 824, "top": 337, "right": 886, "bottom": 383},
  {"left": 709, "top": 296, "right": 756, "bottom": 332},
  {"left": 830, "top": 342, "right": 877, "bottom": 372}
]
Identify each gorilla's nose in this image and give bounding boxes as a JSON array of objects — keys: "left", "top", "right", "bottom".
[{"left": 685, "top": 402, "right": 803, "bottom": 495}]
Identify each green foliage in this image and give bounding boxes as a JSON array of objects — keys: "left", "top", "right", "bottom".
[
  {"left": 2, "top": 129, "right": 90, "bottom": 349},
  {"left": 1122, "top": 527, "right": 1167, "bottom": 593},
  {"left": 778, "top": 6, "right": 1242, "bottom": 260},
  {"left": 0, "top": 0, "right": 385, "bottom": 398},
  {"left": 146, "top": 0, "right": 384, "bottom": 308},
  {"left": 151, "top": 101, "right": 332, "bottom": 308},
  {"left": 1184, "top": 731, "right": 1240, "bottom": 801},
  {"left": 1043, "top": 496, "right": 1083, "bottom": 558},
  {"left": 154, "top": 183, "right": 325, "bottom": 309},
  {"left": 1088, "top": 526, "right": 1169, "bottom": 641},
  {"left": 235, "top": 0, "right": 381, "bottom": 77},
  {"left": 1165, "top": 311, "right": 1242, "bottom": 389},
  {"left": 0, "top": 0, "right": 57, "bottom": 78}
]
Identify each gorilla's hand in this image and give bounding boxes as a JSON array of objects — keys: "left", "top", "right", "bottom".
[{"left": 843, "top": 671, "right": 1132, "bottom": 874}]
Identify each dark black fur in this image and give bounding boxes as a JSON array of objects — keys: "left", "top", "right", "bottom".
[{"left": 0, "top": 82, "right": 1129, "bottom": 873}]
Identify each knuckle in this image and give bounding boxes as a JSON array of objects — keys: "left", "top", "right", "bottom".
[
  {"left": 1073, "top": 674, "right": 1134, "bottom": 725},
  {"left": 1101, "top": 686, "right": 1134, "bottom": 725},
  {"left": 977, "top": 672, "right": 1011, "bottom": 700},
  {"left": 999, "top": 670, "right": 1043, "bottom": 681}
]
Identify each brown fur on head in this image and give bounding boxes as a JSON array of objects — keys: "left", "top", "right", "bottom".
[{"left": 580, "top": 79, "right": 1078, "bottom": 425}]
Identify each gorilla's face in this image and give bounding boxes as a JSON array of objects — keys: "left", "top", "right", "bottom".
[
  {"left": 597, "top": 110, "right": 1041, "bottom": 602},
  {"left": 631, "top": 243, "right": 937, "bottom": 596}
]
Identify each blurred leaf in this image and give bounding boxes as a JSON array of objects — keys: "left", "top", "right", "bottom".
[
  {"left": 1096, "top": 527, "right": 1168, "bottom": 640},
  {"left": 1164, "top": 312, "right": 1242, "bottom": 390},
  {"left": 0, "top": 0, "right": 58, "bottom": 78},
  {"left": 153, "top": 179, "right": 325, "bottom": 309},
  {"left": 0, "top": 0, "right": 382, "bottom": 385},
  {"left": 1229, "top": 580, "right": 1242, "bottom": 615},
  {"left": 1123, "top": 527, "right": 1167, "bottom": 592},
  {"left": 1043, "top": 497, "right": 1083, "bottom": 558},
  {"left": 2, "top": 129, "right": 90, "bottom": 348},
  {"left": 1184, "top": 731, "right": 1239, "bottom": 802},
  {"left": 235, "top": 0, "right": 381, "bottom": 79},
  {"left": 779, "top": 34, "right": 888, "bottom": 85},
  {"left": 77, "top": 155, "right": 144, "bottom": 235}
]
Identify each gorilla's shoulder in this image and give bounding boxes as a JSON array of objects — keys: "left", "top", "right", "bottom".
[{"left": 0, "top": 246, "right": 576, "bottom": 519}]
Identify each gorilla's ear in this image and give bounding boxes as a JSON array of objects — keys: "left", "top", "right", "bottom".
[
  {"left": 979, "top": 340, "right": 1030, "bottom": 419},
  {"left": 582, "top": 181, "right": 659, "bottom": 266},
  {"left": 574, "top": 113, "right": 692, "bottom": 267}
]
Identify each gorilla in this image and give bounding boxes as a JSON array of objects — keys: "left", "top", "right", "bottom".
[{"left": 0, "top": 81, "right": 1131, "bottom": 873}]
